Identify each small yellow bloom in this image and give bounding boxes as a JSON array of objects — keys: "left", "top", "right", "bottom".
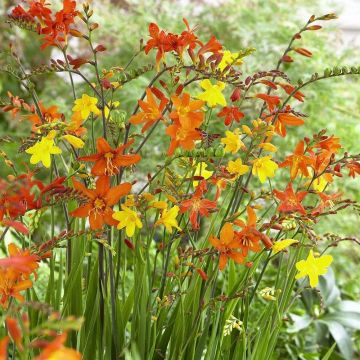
[
  {"left": 25, "top": 130, "right": 62, "bottom": 168},
  {"left": 295, "top": 250, "right": 333, "bottom": 288},
  {"left": 272, "top": 239, "right": 299, "bottom": 254},
  {"left": 151, "top": 201, "right": 168, "bottom": 209},
  {"left": 62, "top": 134, "right": 85, "bottom": 149},
  {"left": 258, "top": 142, "right": 277, "bottom": 153},
  {"left": 218, "top": 50, "right": 243, "bottom": 72},
  {"left": 312, "top": 173, "right": 333, "bottom": 192},
  {"left": 124, "top": 195, "right": 136, "bottom": 207},
  {"left": 221, "top": 128, "right": 245, "bottom": 154},
  {"left": 226, "top": 158, "right": 249, "bottom": 178},
  {"left": 259, "top": 287, "right": 276, "bottom": 301},
  {"left": 112, "top": 205, "right": 142, "bottom": 237},
  {"left": 242, "top": 125, "right": 252, "bottom": 136},
  {"left": 252, "top": 156, "right": 278, "bottom": 183},
  {"left": 155, "top": 205, "right": 181, "bottom": 233},
  {"left": 196, "top": 80, "right": 227, "bottom": 107},
  {"left": 193, "top": 161, "right": 213, "bottom": 187},
  {"left": 72, "top": 94, "right": 100, "bottom": 120}
]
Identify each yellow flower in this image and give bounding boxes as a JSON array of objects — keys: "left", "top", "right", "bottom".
[
  {"left": 155, "top": 205, "right": 181, "bottom": 233},
  {"left": 193, "top": 161, "right": 213, "bottom": 187},
  {"left": 62, "top": 134, "right": 85, "bottom": 149},
  {"left": 272, "top": 239, "right": 299, "bottom": 254},
  {"left": 196, "top": 80, "right": 227, "bottom": 107},
  {"left": 25, "top": 130, "right": 62, "bottom": 168},
  {"left": 72, "top": 94, "right": 100, "bottom": 120},
  {"left": 226, "top": 158, "right": 249, "bottom": 178},
  {"left": 312, "top": 173, "right": 333, "bottom": 192},
  {"left": 218, "top": 50, "right": 243, "bottom": 72},
  {"left": 112, "top": 205, "right": 143, "bottom": 237},
  {"left": 221, "top": 128, "right": 245, "bottom": 154},
  {"left": 258, "top": 142, "right": 277, "bottom": 153},
  {"left": 252, "top": 156, "right": 278, "bottom": 183},
  {"left": 295, "top": 250, "right": 333, "bottom": 288}
]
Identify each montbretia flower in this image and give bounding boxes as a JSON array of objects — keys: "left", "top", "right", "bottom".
[
  {"left": 193, "top": 162, "right": 213, "bottom": 187},
  {"left": 130, "top": 88, "right": 168, "bottom": 132},
  {"left": 209, "top": 222, "right": 244, "bottom": 270},
  {"left": 217, "top": 106, "right": 244, "bottom": 126},
  {"left": 70, "top": 176, "right": 132, "bottom": 230},
  {"left": 272, "top": 239, "right": 299, "bottom": 254},
  {"left": 196, "top": 80, "right": 227, "bottom": 108},
  {"left": 112, "top": 205, "right": 143, "bottom": 237},
  {"left": 273, "top": 183, "right": 307, "bottom": 215},
  {"left": 221, "top": 129, "right": 245, "bottom": 154},
  {"left": 78, "top": 138, "right": 141, "bottom": 176},
  {"left": 226, "top": 158, "right": 249, "bottom": 179},
  {"left": 180, "top": 187, "right": 217, "bottom": 229},
  {"left": 218, "top": 50, "right": 243, "bottom": 72},
  {"left": 251, "top": 156, "right": 278, "bottom": 183},
  {"left": 279, "top": 140, "right": 313, "bottom": 179},
  {"left": 155, "top": 205, "right": 181, "bottom": 233},
  {"left": 72, "top": 94, "right": 100, "bottom": 120},
  {"left": 25, "top": 130, "right": 62, "bottom": 168},
  {"left": 295, "top": 250, "right": 333, "bottom": 288}
]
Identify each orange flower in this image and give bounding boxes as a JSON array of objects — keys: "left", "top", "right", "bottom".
[
  {"left": 78, "top": 138, "right": 141, "bottom": 176},
  {"left": 255, "top": 93, "right": 281, "bottom": 112},
  {"left": 279, "top": 140, "right": 313, "bottom": 179},
  {"left": 70, "top": 176, "right": 131, "bottom": 230},
  {"left": 234, "top": 206, "right": 270, "bottom": 257},
  {"left": 273, "top": 183, "right": 308, "bottom": 215},
  {"left": 209, "top": 222, "right": 244, "bottom": 270},
  {"left": 278, "top": 83, "right": 305, "bottom": 102},
  {"left": 197, "top": 35, "right": 222, "bottom": 56},
  {"left": 180, "top": 185, "right": 217, "bottom": 229},
  {"left": 26, "top": 103, "right": 62, "bottom": 131},
  {"left": 266, "top": 109, "right": 305, "bottom": 137},
  {"left": 35, "top": 333, "right": 81, "bottom": 360},
  {"left": 314, "top": 135, "right": 341, "bottom": 154},
  {"left": 6, "top": 317, "right": 22, "bottom": 351},
  {"left": 347, "top": 161, "right": 360, "bottom": 178},
  {"left": 129, "top": 88, "right": 168, "bottom": 132},
  {"left": 166, "top": 93, "right": 204, "bottom": 155},
  {"left": 0, "top": 336, "right": 9, "bottom": 360}
]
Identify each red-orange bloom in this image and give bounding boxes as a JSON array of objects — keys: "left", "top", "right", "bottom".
[
  {"left": 180, "top": 185, "right": 217, "bottom": 229},
  {"left": 234, "top": 206, "right": 271, "bottom": 257},
  {"left": 269, "top": 110, "right": 305, "bottom": 137},
  {"left": 129, "top": 88, "right": 168, "bottom": 132},
  {"left": 217, "top": 106, "right": 244, "bottom": 126},
  {"left": 197, "top": 35, "right": 222, "bottom": 56},
  {"left": 0, "top": 336, "right": 9, "bottom": 360},
  {"left": 346, "top": 161, "right": 360, "bottom": 178},
  {"left": 255, "top": 93, "right": 281, "bottom": 112},
  {"left": 314, "top": 135, "right": 341, "bottom": 154},
  {"left": 279, "top": 140, "right": 314, "bottom": 179},
  {"left": 78, "top": 138, "right": 141, "bottom": 176},
  {"left": 278, "top": 83, "right": 305, "bottom": 102},
  {"left": 209, "top": 222, "right": 244, "bottom": 270},
  {"left": 26, "top": 103, "right": 62, "bottom": 131},
  {"left": 273, "top": 183, "right": 308, "bottom": 215},
  {"left": 6, "top": 317, "right": 23, "bottom": 351},
  {"left": 311, "top": 192, "right": 341, "bottom": 216},
  {"left": 70, "top": 176, "right": 131, "bottom": 230},
  {"left": 35, "top": 333, "right": 81, "bottom": 360}
]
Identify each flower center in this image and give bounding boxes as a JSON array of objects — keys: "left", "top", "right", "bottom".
[{"left": 94, "top": 198, "right": 105, "bottom": 210}]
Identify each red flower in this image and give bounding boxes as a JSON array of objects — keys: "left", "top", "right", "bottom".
[
  {"left": 70, "top": 176, "right": 131, "bottom": 230},
  {"left": 347, "top": 161, "right": 360, "bottom": 178},
  {"left": 217, "top": 106, "right": 244, "bottom": 126},
  {"left": 180, "top": 185, "right": 217, "bottom": 229},
  {"left": 273, "top": 183, "right": 308, "bottom": 215},
  {"left": 78, "top": 138, "right": 141, "bottom": 176},
  {"left": 197, "top": 35, "right": 222, "bottom": 56},
  {"left": 279, "top": 140, "right": 314, "bottom": 179}
]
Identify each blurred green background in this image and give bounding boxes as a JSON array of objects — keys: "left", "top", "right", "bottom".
[{"left": 1, "top": 0, "right": 359, "bottom": 357}]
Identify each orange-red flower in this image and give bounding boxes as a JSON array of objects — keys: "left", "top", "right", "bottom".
[
  {"left": 129, "top": 88, "right": 168, "bottom": 132},
  {"left": 180, "top": 184, "right": 217, "bottom": 229},
  {"left": 279, "top": 140, "right": 314, "bottom": 179},
  {"left": 234, "top": 206, "right": 271, "bottom": 257},
  {"left": 78, "top": 138, "right": 141, "bottom": 176},
  {"left": 26, "top": 103, "right": 62, "bottom": 131},
  {"left": 273, "top": 183, "right": 308, "bottom": 215},
  {"left": 269, "top": 109, "right": 305, "bottom": 137},
  {"left": 70, "top": 176, "right": 131, "bottom": 230},
  {"left": 217, "top": 106, "right": 244, "bottom": 126},
  {"left": 311, "top": 192, "right": 341, "bottom": 216},
  {"left": 166, "top": 92, "right": 204, "bottom": 155},
  {"left": 278, "top": 83, "right": 305, "bottom": 102},
  {"left": 209, "top": 223, "right": 244, "bottom": 270},
  {"left": 197, "top": 35, "right": 222, "bottom": 56},
  {"left": 35, "top": 333, "right": 81, "bottom": 360},
  {"left": 347, "top": 161, "right": 360, "bottom": 178},
  {"left": 255, "top": 93, "right": 281, "bottom": 112}
]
